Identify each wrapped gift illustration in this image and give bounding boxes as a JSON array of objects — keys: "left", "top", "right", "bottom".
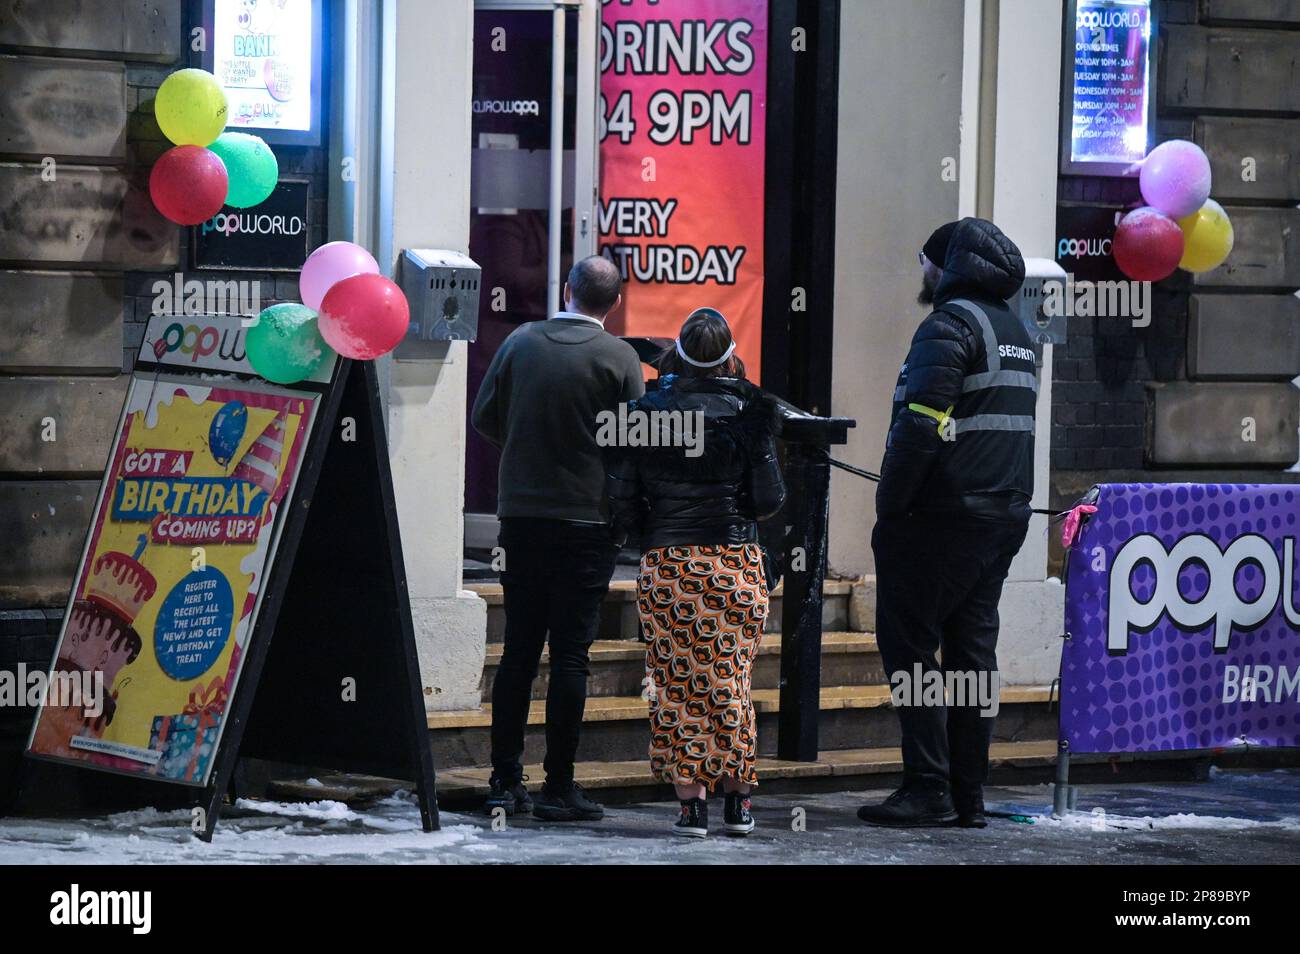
[{"left": 149, "top": 677, "right": 227, "bottom": 782}]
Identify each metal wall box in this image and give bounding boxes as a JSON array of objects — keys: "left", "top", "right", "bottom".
[
  {"left": 1009, "top": 257, "right": 1070, "bottom": 353},
  {"left": 396, "top": 249, "right": 482, "bottom": 356}
]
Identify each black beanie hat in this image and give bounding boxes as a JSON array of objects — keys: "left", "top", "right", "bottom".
[{"left": 922, "top": 221, "right": 960, "bottom": 267}]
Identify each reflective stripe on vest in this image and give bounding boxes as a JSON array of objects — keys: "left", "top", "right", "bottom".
[
  {"left": 952, "top": 413, "right": 1036, "bottom": 434},
  {"left": 945, "top": 298, "right": 1038, "bottom": 395},
  {"left": 961, "top": 369, "right": 1038, "bottom": 394}
]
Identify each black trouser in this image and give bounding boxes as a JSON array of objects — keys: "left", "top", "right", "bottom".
[
  {"left": 490, "top": 517, "right": 619, "bottom": 786},
  {"left": 871, "top": 513, "right": 1029, "bottom": 798}
]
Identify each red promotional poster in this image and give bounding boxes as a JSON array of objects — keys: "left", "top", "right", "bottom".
[{"left": 599, "top": 0, "right": 768, "bottom": 379}]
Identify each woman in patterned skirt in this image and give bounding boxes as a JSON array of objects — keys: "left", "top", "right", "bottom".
[{"left": 607, "top": 308, "right": 785, "bottom": 838}]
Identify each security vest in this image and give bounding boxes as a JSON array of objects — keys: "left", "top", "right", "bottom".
[{"left": 890, "top": 296, "right": 1037, "bottom": 504}]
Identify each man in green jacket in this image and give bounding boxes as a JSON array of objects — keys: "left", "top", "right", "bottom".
[{"left": 472, "top": 255, "right": 645, "bottom": 822}]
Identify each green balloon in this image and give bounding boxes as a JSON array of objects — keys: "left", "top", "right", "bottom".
[
  {"left": 246, "top": 303, "right": 332, "bottom": 384},
  {"left": 209, "top": 132, "right": 279, "bottom": 208}
]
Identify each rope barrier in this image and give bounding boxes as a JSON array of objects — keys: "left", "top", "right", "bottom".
[{"left": 825, "top": 455, "right": 1063, "bottom": 518}]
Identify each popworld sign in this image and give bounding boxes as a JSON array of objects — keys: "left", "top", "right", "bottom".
[
  {"left": 1108, "top": 532, "right": 1300, "bottom": 652},
  {"left": 153, "top": 320, "right": 248, "bottom": 366},
  {"left": 1060, "top": 484, "right": 1300, "bottom": 754},
  {"left": 1057, "top": 236, "right": 1112, "bottom": 259},
  {"left": 139, "top": 311, "right": 333, "bottom": 384}
]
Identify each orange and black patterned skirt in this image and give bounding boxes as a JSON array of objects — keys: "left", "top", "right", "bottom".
[{"left": 638, "top": 543, "right": 768, "bottom": 790}]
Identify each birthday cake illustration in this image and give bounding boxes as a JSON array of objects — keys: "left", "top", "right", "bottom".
[
  {"left": 33, "top": 541, "right": 155, "bottom": 757},
  {"left": 85, "top": 547, "right": 157, "bottom": 622}
]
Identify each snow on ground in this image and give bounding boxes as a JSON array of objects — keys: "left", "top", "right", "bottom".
[
  {"left": 2, "top": 771, "right": 1298, "bottom": 864},
  {"left": 0, "top": 794, "right": 487, "bottom": 865}
]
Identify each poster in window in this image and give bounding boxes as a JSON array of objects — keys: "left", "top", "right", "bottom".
[{"left": 207, "top": 0, "right": 324, "bottom": 146}]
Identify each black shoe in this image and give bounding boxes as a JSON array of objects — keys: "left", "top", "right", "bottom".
[
  {"left": 532, "top": 781, "right": 605, "bottom": 821},
  {"left": 484, "top": 774, "right": 532, "bottom": 816},
  {"left": 673, "top": 798, "right": 708, "bottom": 838},
  {"left": 953, "top": 790, "right": 987, "bottom": 829},
  {"left": 723, "top": 793, "right": 755, "bottom": 836},
  {"left": 856, "top": 785, "right": 958, "bottom": 828}
]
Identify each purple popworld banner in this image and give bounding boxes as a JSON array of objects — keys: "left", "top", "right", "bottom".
[{"left": 1061, "top": 483, "right": 1300, "bottom": 754}]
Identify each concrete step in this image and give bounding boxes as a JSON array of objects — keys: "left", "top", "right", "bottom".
[
  {"left": 429, "top": 740, "right": 1063, "bottom": 806},
  {"left": 427, "top": 683, "right": 1057, "bottom": 771},
  {"left": 267, "top": 740, "right": 1059, "bottom": 806},
  {"left": 479, "top": 631, "right": 885, "bottom": 703},
  {"left": 466, "top": 577, "right": 870, "bottom": 642}
]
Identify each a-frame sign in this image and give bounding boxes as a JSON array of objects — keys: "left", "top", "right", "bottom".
[{"left": 16, "top": 312, "right": 437, "bottom": 841}]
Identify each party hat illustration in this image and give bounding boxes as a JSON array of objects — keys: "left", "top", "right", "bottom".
[{"left": 231, "top": 408, "right": 287, "bottom": 500}]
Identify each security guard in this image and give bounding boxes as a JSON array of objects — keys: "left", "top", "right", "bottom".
[{"left": 858, "top": 217, "right": 1034, "bottom": 829}]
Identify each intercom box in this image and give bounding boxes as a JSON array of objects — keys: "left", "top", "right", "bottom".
[
  {"left": 1008, "top": 257, "right": 1069, "bottom": 352},
  {"left": 396, "top": 248, "right": 482, "bottom": 356}
]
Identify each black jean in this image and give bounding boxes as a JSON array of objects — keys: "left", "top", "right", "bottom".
[
  {"left": 871, "top": 513, "right": 1028, "bottom": 798},
  {"left": 490, "top": 517, "right": 620, "bottom": 786}
]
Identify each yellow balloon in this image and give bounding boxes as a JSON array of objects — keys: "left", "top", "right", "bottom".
[
  {"left": 155, "top": 69, "right": 228, "bottom": 146},
  {"left": 1177, "top": 198, "right": 1234, "bottom": 273}
]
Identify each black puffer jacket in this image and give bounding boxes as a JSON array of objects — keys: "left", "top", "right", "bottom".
[
  {"left": 606, "top": 376, "right": 786, "bottom": 549},
  {"left": 878, "top": 217, "right": 1035, "bottom": 522}
]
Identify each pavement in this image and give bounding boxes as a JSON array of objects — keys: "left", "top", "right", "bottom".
[{"left": 0, "top": 767, "right": 1297, "bottom": 864}]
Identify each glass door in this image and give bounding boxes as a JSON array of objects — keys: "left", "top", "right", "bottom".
[{"left": 464, "top": 0, "right": 599, "bottom": 545}]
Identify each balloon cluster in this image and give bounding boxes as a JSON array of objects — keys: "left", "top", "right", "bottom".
[
  {"left": 147, "top": 74, "right": 407, "bottom": 383},
  {"left": 245, "top": 241, "right": 410, "bottom": 384},
  {"left": 1113, "top": 140, "right": 1234, "bottom": 282},
  {"left": 148, "top": 69, "right": 279, "bottom": 225},
  {"left": 303, "top": 243, "right": 410, "bottom": 361}
]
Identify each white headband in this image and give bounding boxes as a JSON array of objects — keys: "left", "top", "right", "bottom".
[{"left": 675, "top": 336, "right": 736, "bottom": 368}]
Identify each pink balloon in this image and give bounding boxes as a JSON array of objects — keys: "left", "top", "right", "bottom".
[
  {"left": 1113, "top": 206, "right": 1184, "bottom": 282},
  {"left": 318, "top": 273, "right": 410, "bottom": 360},
  {"left": 1139, "top": 140, "right": 1211, "bottom": 219},
  {"left": 299, "top": 241, "right": 380, "bottom": 311}
]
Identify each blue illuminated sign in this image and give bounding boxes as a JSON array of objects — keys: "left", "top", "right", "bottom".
[{"left": 1062, "top": 0, "right": 1153, "bottom": 176}]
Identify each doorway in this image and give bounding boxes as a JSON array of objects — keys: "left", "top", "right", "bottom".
[{"left": 464, "top": 0, "right": 600, "bottom": 551}]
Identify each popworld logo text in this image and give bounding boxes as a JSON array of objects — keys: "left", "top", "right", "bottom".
[{"left": 1108, "top": 533, "right": 1300, "bottom": 653}]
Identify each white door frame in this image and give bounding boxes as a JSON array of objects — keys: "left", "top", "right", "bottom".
[
  {"left": 473, "top": 0, "right": 600, "bottom": 313},
  {"left": 571, "top": 0, "right": 600, "bottom": 264},
  {"left": 465, "top": 0, "right": 601, "bottom": 550}
]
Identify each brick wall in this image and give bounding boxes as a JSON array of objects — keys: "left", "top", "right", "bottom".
[
  {"left": 0, "top": 0, "right": 329, "bottom": 786},
  {"left": 1049, "top": 0, "right": 1300, "bottom": 509}
]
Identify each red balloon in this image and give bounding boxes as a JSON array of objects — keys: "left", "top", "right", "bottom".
[
  {"left": 1112, "top": 206, "right": 1184, "bottom": 282},
  {"left": 149, "top": 145, "right": 228, "bottom": 226},
  {"left": 318, "top": 273, "right": 410, "bottom": 360}
]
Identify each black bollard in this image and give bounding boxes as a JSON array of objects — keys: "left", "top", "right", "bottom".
[
  {"left": 765, "top": 397, "right": 854, "bottom": 763},
  {"left": 777, "top": 442, "right": 833, "bottom": 761}
]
